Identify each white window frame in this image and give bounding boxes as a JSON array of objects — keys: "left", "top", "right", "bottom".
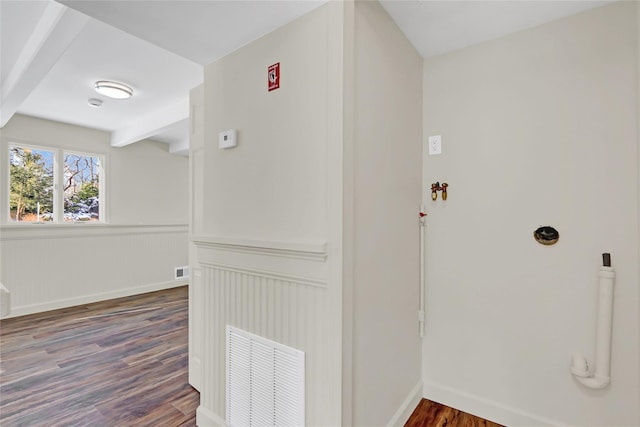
[{"left": 4, "top": 142, "right": 107, "bottom": 225}]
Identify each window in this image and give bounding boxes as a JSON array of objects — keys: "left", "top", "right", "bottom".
[
  {"left": 8, "top": 144, "right": 104, "bottom": 223},
  {"left": 63, "top": 153, "right": 101, "bottom": 222},
  {"left": 9, "top": 146, "right": 54, "bottom": 222}
]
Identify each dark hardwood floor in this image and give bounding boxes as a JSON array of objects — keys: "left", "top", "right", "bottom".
[
  {"left": 0, "top": 286, "right": 199, "bottom": 426},
  {"left": 405, "top": 398, "right": 504, "bottom": 427},
  {"left": 1, "top": 287, "right": 502, "bottom": 427}
]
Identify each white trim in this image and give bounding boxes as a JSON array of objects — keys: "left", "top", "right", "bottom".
[
  {"left": 0, "top": 282, "right": 11, "bottom": 319},
  {"left": 387, "top": 381, "right": 424, "bottom": 427},
  {"left": 0, "top": 223, "right": 187, "bottom": 241},
  {"left": 4, "top": 279, "right": 188, "bottom": 319},
  {"left": 199, "top": 262, "right": 327, "bottom": 289},
  {"left": 422, "top": 381, "right": 570, "bottom": 427},
  {"left": 0, "top": 137, "right": 9, "bottom": 224},
  {"left": 192, "top": 235, "right": 327, "bottom": 261},
  {"left": 189, "top": 146, "right": 204, "bottom": 234},
  {"left": 189, "top": 354, "right": 203, "bottom": 392},
  {"left": 196, "top": 405, "right": 228, "bottom": 427},
  {"left": 326, "top": 2, "right": 352, "bottom": 424},
  {"left": 188, "top": 266, "right": 203, "bottom": 392},
  {"left": 53, "top": 146, "right": 62, "bottom": 222}
]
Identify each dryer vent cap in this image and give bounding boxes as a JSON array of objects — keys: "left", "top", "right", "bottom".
[{"left": 534, "top": 226, "right": 559, "bottom": 245}]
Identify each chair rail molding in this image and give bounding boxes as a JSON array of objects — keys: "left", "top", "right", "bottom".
[
  {"left": 1, "top": 224, "right": 187, "bottom": 241},
  {"left": 191, "top": 235, "right": 328, "bottom": 261},
  {"left": 192, "top": 235, "right": 329, "bottom": 283}
]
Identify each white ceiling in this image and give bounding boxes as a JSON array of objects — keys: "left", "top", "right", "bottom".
[
  {"left": 57, "top": 0, "right": 330, "bottom": 66},
  {"left": 1, "top": 0, "right": 614, "bottom": 156},
  {"left": 380, "top": 0, "right": 614, "bottom": 58}
]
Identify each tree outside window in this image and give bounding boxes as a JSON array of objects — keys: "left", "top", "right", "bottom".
[
  {"left": 8, "top": 145, "right": 103, "bottom": 223},
  {"left": 63, "top": 153, "right": 100, "bottom": 222},
  {"left": 9, "top": 147, "right": 54, "bottom": 222}
]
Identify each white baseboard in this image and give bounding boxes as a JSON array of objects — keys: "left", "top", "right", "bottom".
[
  {"left": 387, "top": 380, "right": 423, "bottom": 427},
  {"left": 423, "top": 381, "right": 569, "bottom": 427},
  {"left": 196, "top": 405, "right": 228, "bottom": 427},
  {"left": 5, "top": 279, "right": 188, "bottom": 318},
  {"left": 189, "top": 355, "right": 203, "bottom": 392}
]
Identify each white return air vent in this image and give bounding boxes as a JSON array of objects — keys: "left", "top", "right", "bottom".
[
  {"left": 226, "top": 326, "right": 305, "bottom": 427},
  {"left": 175, "top": 266, "right": 190, "bottom": 280}
]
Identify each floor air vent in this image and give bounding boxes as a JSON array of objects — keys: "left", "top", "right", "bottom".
[
  {"left": 174, "top": 266, "right": 189, "bottom": 280},
  {"left": 226, "top": 326, "right": 305, "bottom": 427}
]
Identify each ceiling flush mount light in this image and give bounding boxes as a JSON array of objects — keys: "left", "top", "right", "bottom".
[{"left": 94, "top": 80, "right": 133, "bottom": 99}]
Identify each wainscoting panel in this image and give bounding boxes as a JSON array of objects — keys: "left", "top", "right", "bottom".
[
  {"left": 0, "top": 225, "right": 188, "bottom": 317},
  {"left": 194, "top": 237, "right": 337, "bottom": 426}
]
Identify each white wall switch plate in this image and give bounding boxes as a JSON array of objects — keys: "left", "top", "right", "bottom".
[
  {"left": 428, "top": 135, "right": 442, "bottom": 155},
  {"left": 219, "top": 130, "right": 237, "bottom": 149}
]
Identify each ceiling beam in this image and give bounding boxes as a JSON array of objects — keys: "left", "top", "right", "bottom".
[
  {"left": 110, "top": 97, "right": 189, "bottom": 148},
  {"left": 0, "top": 2, "right": 88, "bottom": 127},
  {"left": 169, "top": 133, "right": 190, "bottom": 157}
]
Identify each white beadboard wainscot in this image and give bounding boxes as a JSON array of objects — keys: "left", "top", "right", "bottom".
[
  {"left": 192, "top": 235, "right": 334, "bottom": 427},
  {"left": 0, "top": 224, "right": 188, "bottom": 317}
]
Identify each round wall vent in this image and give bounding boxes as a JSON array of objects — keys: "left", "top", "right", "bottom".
[{"left": 534, "top": 226, "right": 559, "bottom": 245}]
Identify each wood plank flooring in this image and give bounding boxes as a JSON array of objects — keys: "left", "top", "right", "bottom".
[
  {"left": 2, "top": 287, "right": 503, "bottom": 427},
  {"left": 405, "top": 398, "right": 504, "bottom": 427},
  {"left": 0, "top": 286, "right": 199, "bottom": 427}
]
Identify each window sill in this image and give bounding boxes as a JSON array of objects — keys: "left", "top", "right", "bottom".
[{"left": 3, "top": 222, "right": 106, "bottom": 227}]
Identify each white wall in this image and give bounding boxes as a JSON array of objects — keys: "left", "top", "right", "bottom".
[
  {"left": 0, "top": 114, "right": 189, "bottom": 316},
  {"left": 1, "top": 224, "right": 188, "bottom": 317},
  {"left": 200, "top": 14, "right": 329, "bottom": 243},
  {"left": 349, "top": 1, "right": 423, "bottom": 425},
  {"left": 421, "top": 3, "right": 639, "bottom": 426},
  {"left": 193, "top": 4, "right": 342, "bottom": 426},
  {"left": 192, "top": 2, "right": 424, "bottom": 425},
  {"left": 1, "top": 114, "right": 189, "bottom": 225},
  {"left": 109, "top": 140, "right": 189, "bottom": 225}
]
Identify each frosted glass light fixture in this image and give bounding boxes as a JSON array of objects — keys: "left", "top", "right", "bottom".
[{"left": 94, "top": 81, "right": 133, "bottom": 99}]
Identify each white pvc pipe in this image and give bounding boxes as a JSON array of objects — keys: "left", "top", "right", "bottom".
[
  {"left": 418, "top": 206, "right": 426, "bottom": 338},
  {"left": 571, "top": 265, "right": 616, "bottom": 389}
]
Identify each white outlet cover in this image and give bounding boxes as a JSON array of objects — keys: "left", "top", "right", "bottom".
[{"left": 428, "top": 135, "right": 441, "bottom": 155}]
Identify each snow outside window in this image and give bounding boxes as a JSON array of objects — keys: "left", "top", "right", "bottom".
[
  {"left": 8, "top": 144, "right": 104, "bottom": 224},
  {"left": 63, "top": 152, "right": 101, "bottom": 222}
]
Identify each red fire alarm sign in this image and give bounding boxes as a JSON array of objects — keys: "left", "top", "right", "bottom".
[{"left": 268, "top": 62, "right": 280, "bottom": 91}]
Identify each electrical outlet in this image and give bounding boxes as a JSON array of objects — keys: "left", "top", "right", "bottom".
[{"left": 428, "top": 135, "right": 442, "bottom": 155}]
